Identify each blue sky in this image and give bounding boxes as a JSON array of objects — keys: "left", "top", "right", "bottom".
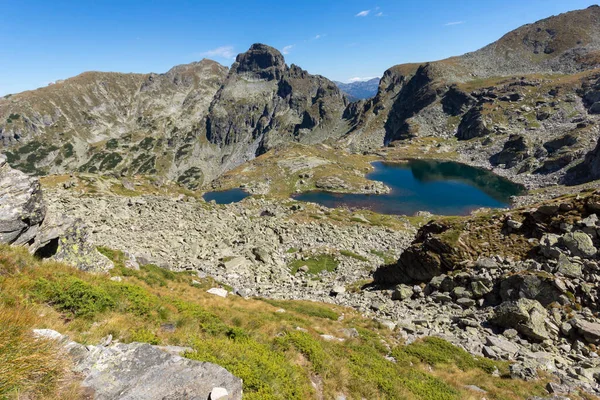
[{"left": 0, "top": 0, "right": 596, "bottom": 96}]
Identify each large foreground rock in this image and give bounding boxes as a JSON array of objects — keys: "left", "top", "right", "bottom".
[
  {"left": 0, "top": 154, "right": 112, "bottom": 272},
  {"left": 34, "top": 329, "right": 243, "bottom": 400},
  {"left": 0, "top": 154, "right": 45, "bottom": 245}
]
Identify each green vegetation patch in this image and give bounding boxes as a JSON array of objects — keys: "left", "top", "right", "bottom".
[
  {"left": 370, "top": 249, "right": 397, "bottom": 265},
  {"left": 260, "top": 298, "right": 339, "bottom": 320},
  {"left": 177, "top": 167, "right": 204, "bottom": 190},
  {"left": 340, "top": 250, "right": 368, "bottom": 262},
  {"left": 395, "top": 337, "right": 509, "bottom": 375},
  {"left": 105, "top": 139, "right": 119, "bottom": 150},
  {"left": 33, "top": 277, "right": 116, "bottom": 318},
  {"left": 6, "top": 113, "right": 20, "bottom": 123},
  {"left": 347, "top": 342, "right": 459, "bottom": 400},
  {"left": 289, "top": 254, "right": 338, "bottom": 275},
  {"left": 139, "top": 137, "right": 155, "bottom": 151},
  {"left": 62, "top": 143, "right": 74, "bottom": 158},
  {"left": 187, "top": 337, "right": 311, "bottom": 400}
]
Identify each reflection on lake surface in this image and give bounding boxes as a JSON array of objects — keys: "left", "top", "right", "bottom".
[{"left": 292, "top": 160, "right": 524, "bottom": 216}]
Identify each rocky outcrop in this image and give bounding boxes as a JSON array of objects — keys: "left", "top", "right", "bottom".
[
  {"left": 0, "top": 154, "right": 112, "bottom": 271},
  {"left": 34, "top": 329, "right": 243, "bottom": 400},
  {"left": 32, "top": 214, "right": 114, "bottom": 272},
  {"left": 205, "top": 44, "right": 346, "bottom": 174},
  {"left": 566, "top": 134, "right": 600, "bottom": 184},
  {"left": 371, "top": 191, "right": 600, "bottom": 393},
  {"left": 0, "top": 154, "right": 45, "bottom": 245},
  {"left": 441, "top": 85, "right": 476, "bottom": 116},
  {"left": 383, "top": 64, "right": 440, "bottom": 143},
  {"left": 455, "top": 106, "right": 491, "bottom": 140},
  {"left": 490, "top": 134, "right": 530, "bottom": 168}
]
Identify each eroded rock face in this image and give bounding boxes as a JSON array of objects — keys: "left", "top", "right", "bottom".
[
  {"left": 383, "top": 64, "right": 439, "bottom": 143},
  {"left": 32, "top": 214, "right": 113, "bottom": 272},
  {"left": 456, "top": 106, "right": 491, "bottom": 140},
  {"left": 0, "top": 154, "right": 46, "bottom": 245},
  {"left": 233, "top": 43, "right": 286, "bottom": 80},
  {"left": 204, "top": 44, "right": 346, "bottom": 175},
  {"left": 490, "top": 134, "right": 530, "bottom": 168},
  {"left": 34, "top": 329, "right": 243, "bottom": 400}
]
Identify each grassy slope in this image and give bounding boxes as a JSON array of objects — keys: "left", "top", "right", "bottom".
[{"left": 0, "top": 244, "right": 554, "bottom": 400}]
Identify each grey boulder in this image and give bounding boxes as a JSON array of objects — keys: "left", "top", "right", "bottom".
[
  {"left": 493, "top": 299, "right": 551, "bottom": 342},
  {"left": 0, "top": 154, "right": 46, "bottom": 245},
  {"left": 34, "top": 329, "right": 243, "bottom": 400}
]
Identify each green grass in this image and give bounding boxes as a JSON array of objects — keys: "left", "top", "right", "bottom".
[
  {"left": 33, "top": 277, "right": 116, "bottom": 318},
  {"left": 395, "top": 337, "right": 509, "bottom": 375},
  {"left": 186, "top": 336, "right": 311, "bottom": 400},
  {"left": 0, "top": 244, "right": 548, "bottom": 400},
  {"left": 289, "top": 254, "right": 339, "bottom": 275},
  {"left": 260, "top": 299, "right": 340, "bottom": 320},
  {"left": 340, "top": 250, "right": 368, "bottom": 262},
  {"left": 370, "top": 249, "right": 397, "bottom": 264}
]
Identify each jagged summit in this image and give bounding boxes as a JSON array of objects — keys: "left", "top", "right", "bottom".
[{"left": 233, "top": 43, "right": 286, "bottom": 80}]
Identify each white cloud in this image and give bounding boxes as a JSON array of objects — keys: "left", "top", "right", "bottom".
[
  {"left": 199, "top": 46, "right": 236, "bottom": 59},
  {"left": 282, "top": 45, "right": 294, "bottom": 55},
  {"left": 314, "top": 34, "right": 321, "bottom": 39},
  {"left": 355, "top": 10, "right": 370, "bottom": 17},
  {"left": 347, "top": 76, "right": 379, "bottom": 83},
  {"left": 444, "top": 21, "right": 465, "bottom": 26},
  {"left": 375, "top": 12, "right": 384, "bottom": 17}
]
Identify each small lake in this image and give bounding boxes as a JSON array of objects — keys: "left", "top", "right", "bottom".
[
  {"left": 293, "top": 160, "right": 524, "bottom": 216},
  {"left": 203, "top": 188, "right": 250, "bottom": 204}
]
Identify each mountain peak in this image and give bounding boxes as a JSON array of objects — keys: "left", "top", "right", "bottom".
[{"left": 233, "top": 43, "right": 286, "bottom": 80}]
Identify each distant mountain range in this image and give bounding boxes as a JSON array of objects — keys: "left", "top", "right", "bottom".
[{"left": 334, "top": 78, "right": 379, "bottom": 101}]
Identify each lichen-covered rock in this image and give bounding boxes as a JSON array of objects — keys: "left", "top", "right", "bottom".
[
  {"left": 31, "top": 214, "right": 113, "bottom": 273},
  {"left": 0, "top": 154, "right": 112, "bottom": 271},
  {"left": 0, "top": 154, "right": 46, "bottom": 245},
  {"left": 560, "top": 231, "right": 597, "bottom": 258},
  {"left": 571, "top": 318, "right": 600, "bottom": 344},
  {"left": 34, "top": 329, "right": 243, "bottom": 400}
]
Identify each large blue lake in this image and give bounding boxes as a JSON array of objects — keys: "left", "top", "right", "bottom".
[{"left": 292, "top": 160, "right": 524, "bottom": 216}]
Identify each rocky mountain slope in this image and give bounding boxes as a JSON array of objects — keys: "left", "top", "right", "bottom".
[
  {"left": 0, "top": 44, "right": 346, "bottom": 188},
  {"left": 334, "top": 78, "right": 379, "bottom": 101},
  {"left": 343, "top": 6, "right": 600, "bottom": 189}
]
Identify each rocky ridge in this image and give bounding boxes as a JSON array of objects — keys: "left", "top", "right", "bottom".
[{"left": 0, "top": 44, "right": 346, "bottom": 188}]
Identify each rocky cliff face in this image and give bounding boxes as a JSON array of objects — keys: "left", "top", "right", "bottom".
[
  {"left": 343, "top": 6, "right": 600, "bottom": 188},
  {"left": 204, "top": 44, "right": 347, "bottom": 175}
]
